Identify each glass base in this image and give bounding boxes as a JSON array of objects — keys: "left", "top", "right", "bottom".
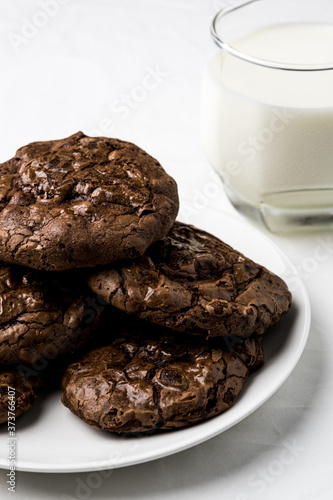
[{"left": 224, "top": 185, "right": 333, "bottom": 233}]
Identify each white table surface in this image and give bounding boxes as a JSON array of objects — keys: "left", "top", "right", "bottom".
[{"left": 0, "top": 1, "right": 332, "bottom": 499}]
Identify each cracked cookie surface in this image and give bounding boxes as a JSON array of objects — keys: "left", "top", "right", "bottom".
[
  {"left": 61, "top": 317, "right": 249, "bottom": 433},
  {"left": 0, "top": 365, "right": 46, "bottom": 424},
  {"left": 0, "top": 132, "right": 179, "bottom": 271},
  {"left": 0, "top": 262, "right": 102, "bottom": 365},
  {"left": 88, "top": 222, "right": 292, "bottom": 339}
]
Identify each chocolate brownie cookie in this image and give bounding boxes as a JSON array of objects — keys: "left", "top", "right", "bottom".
[
  {"left": 0, "top": 262, "right": 103, "bottom": 365},
  {"left": 231, "top": 335, "right": 264, "bottom": 372},
  {"left": 88, "top": 222, "right": 292, "bottom": 339},
  {"left": 0, "top": 366, "right": 45, "bottom": 424},
  {"left": 0, "top": 132, "right": 179, "bottom": 271},
  {"left": 61, "top": 321, "right": 249, "bottom": 433}
]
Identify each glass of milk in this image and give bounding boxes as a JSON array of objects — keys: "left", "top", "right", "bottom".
[{"left": 201, "top": 0, "right": 333, "bottom": 232}]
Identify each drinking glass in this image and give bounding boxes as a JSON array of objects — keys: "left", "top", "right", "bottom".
[{"left": 201, "top": 0, "right": 333, "bottom": 231}]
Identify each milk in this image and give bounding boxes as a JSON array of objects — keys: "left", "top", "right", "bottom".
[{"left": 201, "top": 24, "right": 333, "bottom": 221}]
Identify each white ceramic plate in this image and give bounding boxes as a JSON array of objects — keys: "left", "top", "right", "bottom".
[{"left": 0, "top": 208, "right": 310, "bottom": 473}]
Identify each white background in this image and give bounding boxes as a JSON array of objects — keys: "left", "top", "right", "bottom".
[{"left": 0, "top": 0, "right": 332, "bottom": 499}]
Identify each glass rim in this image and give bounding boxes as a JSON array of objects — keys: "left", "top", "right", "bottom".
[{"left": 211, "top": 0, "right": 333, "bottom": 72}]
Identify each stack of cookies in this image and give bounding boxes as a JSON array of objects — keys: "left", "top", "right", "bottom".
[{"left": 0, "top": 132, "right": 292, "bottom": 433}]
